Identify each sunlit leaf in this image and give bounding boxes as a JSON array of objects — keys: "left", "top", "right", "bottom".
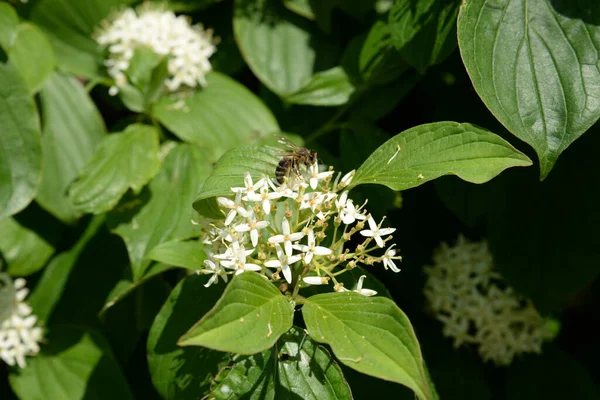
[
  {"left": 179, "top": 272, "right": 295, "bottom": 354},
  {"left": 458, "top": 0, "right": 600, "bottom": 178},
  {"left": 146, "top": 239, "right": 206, "bottom": 271},
  {"left": 0, "top": 3, "right": 18, "bottom": 49}
]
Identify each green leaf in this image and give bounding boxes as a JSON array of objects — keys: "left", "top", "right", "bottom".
[
  {"left": 146, "top": 239, "right": 206, "bottom": 270},
  {"left": 233, "top": 0, "right": 338, "bottom": 97},
  {"left": 147, "top": 0, "right": 220, "bottom": 12},
  {"left": 0, "top": 62, "right": 42, "bottom": 219},
  {"left": 107, "top": 143, "right": 211, "bottom": 280},
  {"left": 457, "top": 0, "right": 600, "bottom": 179},
  {"left": 506, "top": 346, "right": 600, "bottom": 400},
  {"left": 68, "top": 124, "right": 161, "bottom": 214},
  {"left": 302, "top": 292, "right": 431, "bottom": 400},
  {"left": 276, "top": 326, "right": 353, "bottom": 399},
  {"left": 0, "top": 216, "right": 56, "bottom": 277},
  {"left": 7, "top": 23, "right": 56, "bottom": 93},
  {"left": 122, "top": 47, "right": 169, "bottom": 111},
  {"left": 0, "top": 3, "right": 18, "bottom": 49},
  {"left": 153, "top": 72, "right": 280, "bottom": 162},
  {"left": 350, "top": 122, "right": 532, "bottom": 191},
  {"left": 9, "top": 326, "right": 133, "bottom": 400},
  {"left": 284, "top": 0, "right": 315, "bottom": 20},
  {"left": 179, "top": 272, "right": 295, "bottom": 354},
  {"left": 192, "top": 145, "right": 281, "bottom": 218},
  {"left": 389, "top": 0, "right": 461, "bottom": 72},
  {"left": 36, "top": 73, "right": 106, "bottom": 223},
  {"left": 30, "top": 0, "right": 136, "bottom": 77},
  {"left": 27, "top": 215, "right": 104, "bottom": 322},
  {"left": 147, "top": 274, "right": 230, "bottom": 399},
  {"left": 0, "top": 273, "right": 16, "bottom": 324},
  {"left": 211, "top": 349, "right": 276, "bottom": 400},
  {"left": 284, "top": 67, "right": 357, "bottom": 106}
]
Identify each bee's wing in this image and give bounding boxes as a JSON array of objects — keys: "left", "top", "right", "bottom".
[{"left": 277, "top": 136, "right": 299, "bottom": 149}]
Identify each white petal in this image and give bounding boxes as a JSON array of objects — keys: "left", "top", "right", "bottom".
[
  {"left": 224, "top": 210, "right": 236, "bottom": 226},
  {"left": 262, "top": 199, "right": 271, "bottom": 214},
  {"left": 268, "top": 235, "right": 285, "bottom": 244},
  {"left": 256, "top": 221, "right": 269, "bottom": 229},
  {"left": 357, "top": 288, "right": 377, "bottom": 297},
  {"left": 307, "top": 229, "right": 315, "bottom": 246},
  {"left": 313, "top": 246, "right": 332, "bottom": 256},
  {"left": 284, "top": 241, "right": 293, "bottom": 258},
  {"left": 250, "top": 229, "right": 259, "bottom": 247},
  {"left": 375, "top": 236, "right": 385, "bottom": 248},
  {"left": 367, "top": 217, "right": 377, "bottom": 231},
  {"left": 217, "top": 197, "right": 234, "bottom": 208},
  {"left": 264, "top": 260, "right": 282, "bottom": 268},
  {"left": 292, "top": 244, "right": 309, "bottom": 252},
  {"left": 243, "top": 263, "right": 262, "bottom": 272},
  {"left": 342, "top": 214, "right": 356, "bottom": 225},
  {"left": 288, "top": 232, "right": 305, "bottom": 241},
  {"left": 359, "top": 230, "right": 374, "bottom": 237},
  {"left": 304, "top": 251, "right": 313, "bottom": 264},
  {"left": 281, "top": 264, "right": 292, "bottom": 284},
  {"left": 378, "top": 228, "right": 396, "bottom": 236},
  {"left": 282, "top": 219, "right": 291, "bottom": 235},
  {"left": 303, "top": 276, "right": 330, "bottom": 285},
  {"left": 310, "top": 177, "right": 318, "bottom": 190},
  {"left": 234, "top": 223, "right": 251, "bottom": 232},
  {"left": 287, "top": 255, "right": 302, "bottom": 265}
]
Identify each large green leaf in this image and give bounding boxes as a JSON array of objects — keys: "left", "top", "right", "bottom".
[
  {"left": 147, "top": 274, "right": 230, "bottom": 399},
  {"left": 284, "top": 66, "right": 357, "bottom": 106},
  {"left": 153, "top": 72, "right": 280, "bottom": 162},
  {"left": 233, "top": 0, "right": 338, "bottom": 97},
  {"left": 193, "top": 145, "right": 281, "bottom": 218},
  {"left": 0, "top": 3, "right": 18, "bottom": 49},
  {"left": 7, "top": 23, "right": 56, "bottom": 93},
  {"left": 302, "top": 292, "right": 431, "bottom": 400},
  {"left": 350, "top": 122, "right": 532, "bottom": 191},
  {"left": 36, "top": 73, "right": 106, "bottom": 223},
  {"left": 0, "top": 62, "right": 42, "bottom": 219},
  {"left": 211, "top": 349, "right": 276, "bottom": 400},
  {"left": 30, "top": 0, "right": 136, "bottom": 77},
  {"left": 389, "top": 0, "right": 461, "bottom": 72},
  {"left": 107, "top": 144, "right": 210, "bottom": 280},
  {"left": 179, "top": 272, "right": 295, "bottom": 354},
  {"left": 68, "top": 124, "right": 161, "bottom": 215},
  {"left": 0, "top": 273, "right": 16, "bottom": 324},
  {"left": 9, "top": 326, "right": 133, "bottom": 400},
  {"left": 458, "top": 0, "right": 600, "bottom": 179},
  {"left": 146, "top": 239, "right": 206, "bottom": 271}
]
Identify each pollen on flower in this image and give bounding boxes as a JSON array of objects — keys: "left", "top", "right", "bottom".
[
  {"left": 196, "top": 159, "right": 402, "bottom": 296},
  {"left": 423, "top": 236, "right": 557, "bottom": 366},
  {"left": 95, "top": 4, "right": 216, "bottom": 94},
  {"left": 0, "top": 277, "right": 44, "bottom": 369}
]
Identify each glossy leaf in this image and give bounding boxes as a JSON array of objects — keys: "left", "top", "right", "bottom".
[
  {"left": 107, "top": 144, "right": 210, "bottom": 280},
  {"left": 389, "top": 0, "right": 461, "bottom": 72},
  {"left": 0, "top": 217, "right": 55, "bottom": 276},
  {"left": 0, "top": 62, "right": 42, "bottom": 219},
  {"left": 179, "top": 272, "right": 295, "bottom": 354},
  {"left": 153, "top": 72, "right": 280, "bottom": 162},
  {"left": 146, "top": 239, "right": 206, "bottom": 271},
  {"left": 284, "top": 66, "right": 357, "bottom": 106},
  {"left": 302, "top": 292, "right": 431, "bottom": 400},
  {"left": 458, "top": 0, "right": 600, "bottom": 178},
  {"left": 36, "top": 73, "right": 106, "bottom": 223},
  {"left": 211, "top": 349, "right": 276, "bottom": 400},
  {"left": 233, "top": 0, "right": 338, "bottom": 97},
  {"left": 68, "top": 124, "right": 161, "bottom": 214},
  {"left": 147, "top": 274, "right": 230, "bottom": 399},
  {"left": 30, "top": 0, "right": 136, "bottom": 77},
  {"left": 192, "top": 145, "right": 281, "bottom": 218},
  {"left": 0, "top": 3, "right": 18, "bottom": 49},
  {"left": 350, "top": 122, "right": 532, "bottom": 191},
  {"left": 9, "top": 327, "right": 133, "bottom": 400},
  {"left": 7, "top": 23, "right": 56, "bottom": 93}
]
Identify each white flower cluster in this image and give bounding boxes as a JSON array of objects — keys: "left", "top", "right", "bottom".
[
  {"left": 0, "top": 278, "right": 43, "bottom": 368},
  {"left": 424, "top": 236, "right": 556, "bottom": 366},
  {"left": 197, "top": 163, "right": 402, "bottom": 296},
  {"left": 95, "top": 4, "right": 216, "bottom": 95}
]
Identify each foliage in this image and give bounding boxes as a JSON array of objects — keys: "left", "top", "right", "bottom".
[{"left": 1, "top": 0, "right": 599, "bottom": 399}]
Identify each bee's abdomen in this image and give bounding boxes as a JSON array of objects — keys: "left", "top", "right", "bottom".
[{"left": 276, "top": 158, "right": 292, "bottom": 185}]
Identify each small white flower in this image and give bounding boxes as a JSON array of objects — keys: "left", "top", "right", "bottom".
[
  {"left": 233, "top": 213, "right": 269, "bottom": 247},
  {"left": 341, "top": 199, "right": 367, "bottom": 225},
  {"left": 382, "top": 244, "right": 401, "bottom": 272},
  {"left": 219, "top": 245, "right": 261, "bottom": 275},
  {"left": 268, "top": 218, "right": 305, "bottom": 257},
  {"left": 359, "top": 217, "right": 396, "bottom": 248},
  {"left": 218, "top": 192, "right": 250, "bottom": 226},
  {"left": 293, "top": 229, "right": 332, "bottom": 264},
  {"left": 246, "top": 186, "right": 283, "bottom": 215},
  {"left": 264, "top": 244, "right": 301, "bottom": 284},
  {"left": 200, "top": 259, "right": 228, "bottom": 287},
  {"left": 335, "top": 191, "right": 348, "bottom": 211},
  {"left": 231, "top": 172, "right": 265, "bottom": 196},
  {"left": 308, "top": 162, "right": 335, "bottom": 190},
  {"left": 354, "top": 275, "right": 377, "bottom": 297},
  {"left": 302, "top": 276, "right": 330, "bottom": 285},
  {"left": 339, "top": 170, "right": 355, "bottom": 188},
  {"left": 300, "top": 192, "right": 334, "bottom": 212}
]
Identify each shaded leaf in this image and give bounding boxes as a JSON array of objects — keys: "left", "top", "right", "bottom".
[
  {"left": 0, "top": 3, "right": 18, "bottom": 49},
  {"left": 0, "top": 273, "right": 16, "bottom": 324},
  {"left": 0, "top": 62, "right": 41, "bottom": 219},
  {"left": 303, "top": 292, "right": 431, "bottom": 400},
  {"left": 147, "top": 274, "right": 230, "bottom": 399},
  {"left": 107, "top": 143, "right": 211, "bottom": 280},
  {"left": 68, "top": 124, "right": 161, "bottom": 214},
  {"left": 350, "top": 122, "right": 532, "bottom": 191},
  {"left": 36, "top": 73, "right": 106, "bottom": 223},
  {"left": 146, "top": 240, "right": 206, "bottom": 271},
  {"left": 457, "top": 0, "right": 600, "bottom": 178},
  {"left": 284, "top": 66, "right": 357, "bottom": 106},
  {"left": 211, "top": 349, "right": 276, "bottom": 400},
  {"left": 179, "top": 272, "right": 295, "bottom": 354},
  {"left": 153, "top": 72, "right": 279, "bottom": 162}
]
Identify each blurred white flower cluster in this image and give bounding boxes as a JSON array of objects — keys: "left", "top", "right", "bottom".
[
  {"left": 197, "top": 162, "right": 402, "bottom": 296},
  {"left": 424, "top": 236, "right": 556, "bottom": 366},
  {"left": 95, "top": 4, "right": 216, "bottom": 95},
  {"left": 0, "top": 278, "right": 43, "bottom": 368}
]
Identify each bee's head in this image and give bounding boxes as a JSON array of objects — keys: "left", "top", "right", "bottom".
[{"left": 308, "top": 150, "right": 318, "bottom": 165}]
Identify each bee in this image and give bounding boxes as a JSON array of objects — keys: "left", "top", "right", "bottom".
[{"left": 275, "top": 137, "right": 318, "bottom": 185}]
